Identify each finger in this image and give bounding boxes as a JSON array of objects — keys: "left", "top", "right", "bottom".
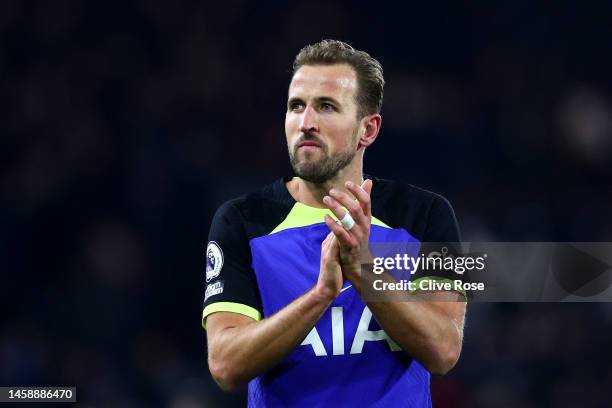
[
  {"left": 328, "top": 234, "right": 340, "bottom": 256},
  {"left": 328, "top": 188, "right": 367, "bottom": 225},
  {"left": 346, "top": 180, "right": 372, "bottom": 217},
  {"left": 322, "top": 231, "right": 336, "bottom": 250},
  {"left": 324, "top": 195, "right": 365, "bottom": 233},
  {"left": 321, "top": 232, "right": 337, "bottom": 260},
  {"left": 362, "top": 178, "right": 373, "bottom": 195},
  {"left": 326, "top": 216, "right": 357, "bottom": 248},
  {"left": 324, "top": 214, "right": 358, "bottom": 247},
  {"left": 322, "top": 195, "right": 349, "bottom": 222}
]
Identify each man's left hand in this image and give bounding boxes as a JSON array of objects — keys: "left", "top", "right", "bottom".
[{"left": 323, "top": 179, "right": 373, "bottom": 284}]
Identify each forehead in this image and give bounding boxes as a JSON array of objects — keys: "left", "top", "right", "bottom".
[{"left": 289, "top": 64, "right": 358, "bottom": 102}]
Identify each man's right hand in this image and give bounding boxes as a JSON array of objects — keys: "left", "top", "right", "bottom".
[{"left": 315, "top": 232, "right": 343, "bottom": 300}]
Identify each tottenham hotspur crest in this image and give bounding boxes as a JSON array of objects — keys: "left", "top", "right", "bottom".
[{"left": 206, "top": 241, "right": 224, "bottom": 282}]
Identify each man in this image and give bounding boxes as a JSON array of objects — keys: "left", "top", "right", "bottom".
[{"left": 203, "top": 39, "right": 466, "bottom": 407}]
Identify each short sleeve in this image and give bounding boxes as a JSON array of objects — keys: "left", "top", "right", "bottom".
[
  {"left": 202, "top": 201, "right": 262, "bottom": 328},
  {"left": 423, "top": 195, "right": 461, "bottom": 243},
  {"left": 412, "top": 195, "right": 467, "bottom": 299}
]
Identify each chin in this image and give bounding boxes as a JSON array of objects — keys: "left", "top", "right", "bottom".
[{"left": 292, "top": 163, "right": 320, "bottom": 181}]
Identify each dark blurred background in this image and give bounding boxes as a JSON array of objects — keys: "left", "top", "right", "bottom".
[{"left": 2, "top": 1, "right": 612, "bottom": 407}]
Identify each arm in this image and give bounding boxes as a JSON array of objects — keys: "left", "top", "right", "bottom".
[
  {"left": 206, "top": 233, "right": 343, "bottom": 391},
  {"left": 362, "top": 290, "right": 465, "bottom": 375},
  {"left": 323, "top": 180, "right": 465, "bottom": 375}
]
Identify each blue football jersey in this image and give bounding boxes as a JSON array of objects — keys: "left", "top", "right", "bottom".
[{"left": 203, "top": 176, "right": 461, "bottom": 407}]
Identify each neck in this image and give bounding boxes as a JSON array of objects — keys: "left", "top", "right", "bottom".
[{"left": 287, "top": 161, "right": 364, "bottom": 208}]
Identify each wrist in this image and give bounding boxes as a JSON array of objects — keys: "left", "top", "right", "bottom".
[
  {"left": 341, "top": 262, "right": 367, "bottom": 293},
  {"left": 312, "top": 284, "right": 338, "bottom": 304},
  {"left": 340, "top": 263, "right": 361, "bottom": 281}
]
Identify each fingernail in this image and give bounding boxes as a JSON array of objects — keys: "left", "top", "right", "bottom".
[
  {"left": 329, "top": 189, "right": 337, "bottom": 195},
  {"left": 323, "top": 196, "right": 329, "bottom": 203},
  {"left": 346, "top": 181, "right": 354, "bottom": 188}
]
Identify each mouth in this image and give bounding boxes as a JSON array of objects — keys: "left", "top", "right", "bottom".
[{"left": 297, "top": 141, "right": 322, "bottom": 149}]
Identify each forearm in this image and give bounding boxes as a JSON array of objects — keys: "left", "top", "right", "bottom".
[
  {"left": 208, "top": 287, "right": 333, "bottom": 390},
  {"left": 321, "top": 179, "right": 465, "bottom": 374},
  {"left": 366, "top": 297, "right": 464, "bottom": 375},
  {"left": 349, "top": 268, "right": 465, "bottom": 375}
]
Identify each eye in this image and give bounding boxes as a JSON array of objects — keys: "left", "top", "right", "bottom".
[
  {"left": 289, "top": 101, "right": 305, "bottom": 112},
  {"left": 321, "top": 103, "right": 335, "bottom": 112}
]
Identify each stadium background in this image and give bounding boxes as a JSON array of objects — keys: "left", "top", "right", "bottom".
[{"left": 2, "top": 1, "right": 612, "bottom": 406}]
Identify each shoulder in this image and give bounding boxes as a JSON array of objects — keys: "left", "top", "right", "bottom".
[
  {"left": 372, "top": 177, "right": 453, "bottom": 220},
  {"left": 211, "top": 179, "right": 294, "bottom": 238},
  {"left": 374, "top": 177, "right": 449, "bottom": 207},
  {"left": 371, "top": 176, "right": 460, "bottom": 242}
]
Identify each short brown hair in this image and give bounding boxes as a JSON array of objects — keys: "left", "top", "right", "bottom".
[{"left": 292, "top": 39, "right": 385, "bottom": 118}]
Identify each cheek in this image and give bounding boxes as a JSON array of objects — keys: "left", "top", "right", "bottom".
[
  {"left": 286, "top": 113, "right": 301, "bottom": 131},
  {"left": 326, "top": 121, "right": 357, "bottom": 148}
]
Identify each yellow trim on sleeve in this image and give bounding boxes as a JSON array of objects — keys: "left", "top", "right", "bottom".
[{"left": 202, "top": 302, "right": 263, "bottom": 329}]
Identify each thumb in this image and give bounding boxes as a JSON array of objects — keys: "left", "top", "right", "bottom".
[{"left": 328, "top": 235, "right": 340, "bottom": 258}]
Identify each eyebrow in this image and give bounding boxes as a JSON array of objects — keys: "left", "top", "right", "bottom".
[
  {"left": 287, "top": 97, "right": 303, "bottom": 108},
  {"left": 287, "top": 96, "right": 342, "bottom": 108}
]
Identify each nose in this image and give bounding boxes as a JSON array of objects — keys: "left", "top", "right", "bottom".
[{"left": 299, "top": 105, "right": 319, "bottom": 134}]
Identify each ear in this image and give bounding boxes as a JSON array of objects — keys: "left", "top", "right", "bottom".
[{"left": 358, "top": 114, "right": 382, "bottom": 148}]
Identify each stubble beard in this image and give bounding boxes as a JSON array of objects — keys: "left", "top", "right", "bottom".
[{"left": 289, "top": 130, "right": 359, "bottom": 185}]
